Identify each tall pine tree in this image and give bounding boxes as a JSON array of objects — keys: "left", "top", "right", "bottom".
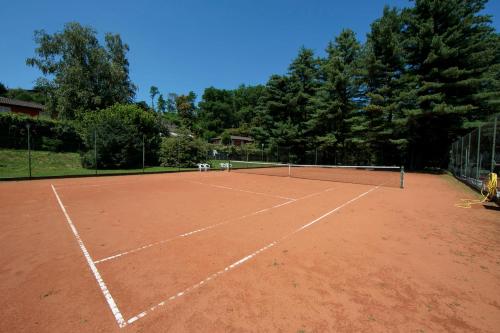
[
  {"left": 363, "top": 6, "right": 406, "bottom": 165},
  {"left": 402, "top": 0, "right": 499, "bottom": 168},
  {"left": 312, "top": 29, "right": 363, "bottom": 164}
]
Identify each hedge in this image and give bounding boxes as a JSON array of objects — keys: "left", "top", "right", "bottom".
[
  {"left": 79, "top": 104, "right": 162, "bottom": 168},
  {"left": 0, "top": 113, "right": 82, "bottom": 152}
]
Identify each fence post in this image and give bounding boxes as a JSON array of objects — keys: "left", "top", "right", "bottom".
[
  {"left": 27, "top": 124, "right": 31, "bottom": 179},
  {"left": 476, "top": 126, "right": 481, "bottom": 180},
  {"left": 177, "top": 137, "right": 180, "bottom": 171},
  {"left": 315, "top": 148, "right": 318, "bottom": 165},
  {"left": 460, "top": 136, "right": 464, "bottom": 177},
  {"left": 491, "top": 115, "right": 497, "bottom": 173},
  {"left": 94, "top": 129, "right": 97, "bottom": 175},
  {"left": 142, "top": 135, "right": 145, "bottom": 173},
  {"left": 467, "top": 133, "right": 471, "bottom": 178}
]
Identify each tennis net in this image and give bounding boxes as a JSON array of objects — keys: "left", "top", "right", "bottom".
[{"left": 229, "top": 160, "right": 404, "bottom": 188}]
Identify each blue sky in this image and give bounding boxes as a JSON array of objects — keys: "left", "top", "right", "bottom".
[{"left": 1, "top": 0, "right": 498, "bottom": 103}]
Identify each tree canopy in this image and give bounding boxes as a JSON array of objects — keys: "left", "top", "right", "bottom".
[
  {"left": 17, "top": 0, "right": 499, "bottom": 169},
  {"left": 26, "top": 22, "right": 136, "bottom": 119},
  {"left": 192, "top": 0, "right": 499, "bottom": 168}
]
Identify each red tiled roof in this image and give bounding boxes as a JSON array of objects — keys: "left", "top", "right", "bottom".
[{"left": 0, "top": 97, "right": 44, "bottom": 110}]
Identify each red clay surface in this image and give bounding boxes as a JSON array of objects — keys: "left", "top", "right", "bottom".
[{"left": 0, "top": 171, "right": 499, "bottom": 332}]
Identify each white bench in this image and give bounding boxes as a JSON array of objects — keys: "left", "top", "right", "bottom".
[
  {"left": 219, "top": 162, "right": 232, "bottom": 170},
  {"left": 197, "top": 163, "right": 210, "bottom": 172}
]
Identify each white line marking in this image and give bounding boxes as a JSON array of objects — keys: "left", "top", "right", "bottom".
[
  {"left": 51, "top": 185, "right": 127, "bottom": 328},
  {"left": 94, "top": 186, "right": 334, "bottom": 264},
  {"left": 188, "top": 180, "right": 296, "bottom": 201},
  {"left": 53, "top": 180, "right": 140, "bottom": 188},
  {"left": 94, "top": 199, "right": 293, "bottom": 264},
  {"left": 126, "top": 185, "right": 379, "bottom": 325}
]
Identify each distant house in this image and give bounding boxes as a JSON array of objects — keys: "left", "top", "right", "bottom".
[
  {"left": 0, "top": 97, "right": 44, "bottom": 117},
  {"left": 211, "top": 135, "right": 254, "bottom": 146}
]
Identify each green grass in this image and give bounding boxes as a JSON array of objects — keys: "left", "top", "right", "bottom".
[
  {"left": 0, "top": 149, "right": 194, "bottom": 179},
  {"left": 0, "top": 149, "right": 268, "bottom": 179}
]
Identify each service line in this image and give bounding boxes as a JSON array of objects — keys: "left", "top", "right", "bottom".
[
  {"left": 188, "top": 180, "right": 296, "bottom": 201},
  {"left": 94, "top": 186, "right": 334, "bottom": 264},
  {"left": 126, "top": 185, "right": 379, "bottom": 326},
  {"left": 51, "top": 185, "right": 127, "bottom": 328}
]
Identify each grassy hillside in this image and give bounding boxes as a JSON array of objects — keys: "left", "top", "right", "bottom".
[{"left": 0, "top": 149, "right": 194, "bottom": 179}]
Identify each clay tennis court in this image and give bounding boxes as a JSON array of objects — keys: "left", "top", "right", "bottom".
[{"left": 0, "top": 170, "right": 499, "bottom": 332}]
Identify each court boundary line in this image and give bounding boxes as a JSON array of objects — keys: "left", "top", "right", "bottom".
[
  {"left": 187, "top": 180, "right": 296, "bottom": 201},
  {"left": 126, "top": 185, "right": 379, "bottom": 326},
  {"left": 94, "top": 186, "right": 334, "bottom": 264},
  {"left": 50, "top": 184, "right": 127, "bottom": 328}
]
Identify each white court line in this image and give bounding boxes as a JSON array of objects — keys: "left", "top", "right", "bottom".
[
  {"left": 126, "top": 185, "right": 379, "bottom": 325},
  {"left": 53, "top": 180, "right": 141, "bottom": 189},
  {"left": 188, "top": 180, "right": 296, "bottom": 201},
  {"left": 94, "top": 186, "right": 334, "bottom": 264},
  {"left": 51, "top": 185, "right": 127, "bottom": 328}
]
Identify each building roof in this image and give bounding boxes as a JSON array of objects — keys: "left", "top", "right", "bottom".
[
  {"left": 230, "top": 135, "right": 253, "bottom": 141},
  {"left": 211, "top": 135, "right": 253, "bottom": 141},
  {"left": 0, "top": 97, "right": 44, "bottom": 110}
]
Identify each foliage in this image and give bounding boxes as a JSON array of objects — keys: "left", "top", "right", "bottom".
[
  {"left": 220, "top": 131, "right": 231, "bottom": 145},
  {"left": 26, "top": 22, "right": 136, "bottom": 119},
  {"left": 149, "top": 86, "right": 159, "bottom": 109},
  {"left": 79, "top": 104, "right": 160, "bottom": 168},
  {"left": 191, "top": 0, "right": 499, "bottom": 169},
  {"left": 0, "top": 82, "right": 7, "bottom": 96},
  {"left": 398, "top": 0, "right": 499, "bottom": 168},
  {"left": 362, "top": 6, "right": 406, "bottom": 165},
  {"left": 166, "top": 93, "right": 177, "bottom": 113},
  {"left": 15, "top": 3, "right": 499, "bottom": 169},
  {"left": 159, "top": 130, "right": 208, "bottom": 168},
  {"left": 198, "top": 87, "right": 236, "bottom": 138},
  {"left": 157, "top": 94, "right": 166, "bottom": 113},
  {"left": 175, "top": 92, "right": 197, "bottom": 129},
  {"left": 0, "top": 112, "right": 82, "bottom": 152},
  {"left": 197, "top": 85, "right": 265, "bottom": 140},
  {"left": 135, "top": 100, "right": 151, "bottom": 111},
  {"left": 0, "top": 85, "right": 47, "bottom": 105}
]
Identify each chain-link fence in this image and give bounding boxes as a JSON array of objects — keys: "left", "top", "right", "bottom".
[
  {"left": 2, "top": 123, "right": 409, "bottom": 180},
  {"left": 449, "top": 114, "right": 499, "bottom": 191},
  {"left": 224, "top": 144, "right": 351, "bottom": 166},
  {"left": 0, "top": 127, "right": 203, "bottom": 179}
]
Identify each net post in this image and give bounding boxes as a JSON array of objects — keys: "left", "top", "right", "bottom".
[
  {"left": 288, "top": 163, "right": 291, "bottom": 177},
  {"left": 27, "top": 123, "right": 31, "bottom": 179},
  {"left": 400, "top": 166, "right": 405, "bottom": 189}
]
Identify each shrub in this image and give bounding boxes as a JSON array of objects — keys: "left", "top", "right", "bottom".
[
  {"left": 0, "top": 112, "right": 82, "bottom": 152},
  {"left": 159, "top": 130, "right": 208, "bottom": 168},
  {"left": 220, "top": 131, "right": 232, "bottom": 145},
  {"left": 79, "top": 104, "right": 161, "bottom": 168}
]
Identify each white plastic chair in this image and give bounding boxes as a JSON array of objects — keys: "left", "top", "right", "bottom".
[{"left": 198, "top": 163, "right": 210, "bottom": 172}]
